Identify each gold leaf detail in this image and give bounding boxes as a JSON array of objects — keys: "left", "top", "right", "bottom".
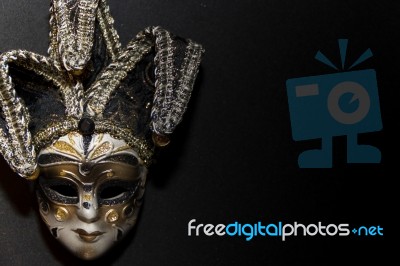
[
  {"left": 91, "top": 142, "right": 112, "bottom": 159},
  {"left": 53, "top": 141, "right": 82, "bottom": 159},
  {"left": 67, "top": 133, "right": 77, "bottom": 146}
]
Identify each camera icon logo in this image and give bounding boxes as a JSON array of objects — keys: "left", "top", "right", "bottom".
[{"left": 286, "top": 39, "right": 382, "bottom": 168}]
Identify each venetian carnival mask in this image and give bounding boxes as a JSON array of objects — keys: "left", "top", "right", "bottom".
[{"left": 0, "top": 0, "right": 203, "bottom": 260}]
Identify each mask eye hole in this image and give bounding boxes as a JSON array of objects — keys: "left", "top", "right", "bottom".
[
  {"left": 39, "top": 178, "right": 79, "bottom": 204},
  {"left": 100, "top": 186, "right": 128, "bottom": 200},
  {"left": 98, "top": 180, "right": 139, "bottom": 206},
  {"left": 50, "top": 184, "right": 78, "bottom": 197}
]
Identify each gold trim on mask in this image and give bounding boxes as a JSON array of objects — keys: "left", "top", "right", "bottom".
[
  {"left": 52, "top": 140, "right": 83, "bottom": 160},
  {"left": 90, "top": 141, "right": 113, "bottom": 160}
]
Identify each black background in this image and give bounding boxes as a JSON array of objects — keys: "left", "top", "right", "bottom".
[{"left": 0, "top": 0, "right": 395, "bottom": 265}]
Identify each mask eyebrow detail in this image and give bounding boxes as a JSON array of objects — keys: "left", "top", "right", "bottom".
[
  {"left": 100, "top": 154, "right": 139, "bottom": 166},
  {"left": 38, "top": 153, "right": 79, "bottom": 165}
]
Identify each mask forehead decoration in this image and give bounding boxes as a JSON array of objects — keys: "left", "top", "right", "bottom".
[{"left": 0, "top": 0, "right": 203, "bottom": 260}]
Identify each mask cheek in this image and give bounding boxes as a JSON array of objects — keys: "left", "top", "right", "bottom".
[
  {"left": 37, "top": 196, "right": 72, "bottom": 238},
  {"left": 102, "top": 200, "right": 141, "bottom": 241}
]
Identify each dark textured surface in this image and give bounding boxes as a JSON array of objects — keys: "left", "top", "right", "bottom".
[
  {"left": 7, "top": 65, "right": 66, "bottom": 136},
  {"left": 0, "top": 0, "right": 395, "bottom": 265}
]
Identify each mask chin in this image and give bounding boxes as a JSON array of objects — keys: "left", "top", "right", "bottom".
[{"left": 36, "top": 133, "right": 147, "bottom": 260}]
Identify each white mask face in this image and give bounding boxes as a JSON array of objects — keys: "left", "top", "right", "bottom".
[{"left": 36, "top": 133, "right": 147, "bottom": 260}]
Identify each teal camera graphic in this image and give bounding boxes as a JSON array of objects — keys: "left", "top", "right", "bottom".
[{"left": 286, "top": 39, "right": 382, "bottom": 168}]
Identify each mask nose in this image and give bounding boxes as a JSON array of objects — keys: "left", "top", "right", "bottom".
[{"left": 77, "top": 196, "right": 99, "bottom": 223}]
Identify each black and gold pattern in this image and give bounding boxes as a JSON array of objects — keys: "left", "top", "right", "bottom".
[{"left": 0, "top": 0, "right": 204, "bottom": 178}]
